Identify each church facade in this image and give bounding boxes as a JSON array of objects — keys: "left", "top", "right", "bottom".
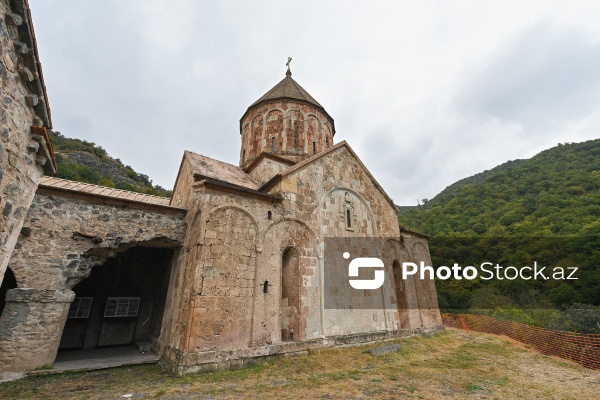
[{"left": 0, "top": 1, "right": 442, "bottom": 376}]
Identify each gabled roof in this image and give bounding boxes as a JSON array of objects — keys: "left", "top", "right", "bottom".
[
  {"left": 185, "top": 151, "right": 260, "bottom": 190},
  {"left": 244, "top": 152, "right": 296, "bottom": 173},
  {"left": 260, "top": 141, "right": 398, "bottom": 211}
]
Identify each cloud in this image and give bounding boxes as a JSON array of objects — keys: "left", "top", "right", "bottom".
[
  {"left": 27, "top": 1, "right": 600, "bottom": 205},
  {"left": 456, "top": 23, "right": 600, "bottom": 132}
]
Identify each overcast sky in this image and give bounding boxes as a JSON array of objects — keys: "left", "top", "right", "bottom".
[{"left": 29, "top": 0, "right": 600, "bottom": 205}]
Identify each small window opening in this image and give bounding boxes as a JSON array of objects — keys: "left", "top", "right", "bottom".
[
  {"left": 267, "top": 211, "right": 272, "bottom": 220},
  {"left": 346, "top": 208, "right": 352, "bottom": 228},
  {"left": 263, "top": 280, "right": 269, "bottom": 294},
  {"left": 271, "top": 137, "right": 276, "bottom": 152},
  {"left": 242, "top": 149, "right": 246, "bottom": 162},
  {"left": 326, "top": 137, "right": 329, "bottom": 147},
  {"left": 312, "top": 141, "right": 316, "bottom": 155}
]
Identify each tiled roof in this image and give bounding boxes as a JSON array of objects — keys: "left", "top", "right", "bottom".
[
  {"left": 39, "top": 176, "right": 174, "bottom": 207},
  {"left": 185, "top": 151, "right": 261, "bottom": 190},
  {"left": 249, "top": 75, "right": 323, "bottom": 109}
]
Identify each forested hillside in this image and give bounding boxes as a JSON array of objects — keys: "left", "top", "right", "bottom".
[
  {"left": 400, "top": 139, "right": 600, "bottom": 236},
  {"left": 399, "top": 139, "right": 600, "bottom": 332},
  {"left": 49, "top": 131, "right": 171, "bottom": 197}
]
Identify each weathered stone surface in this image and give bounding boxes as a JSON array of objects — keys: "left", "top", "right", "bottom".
[
  {"left": 368, "top": 343, "right": 401, "bottom": 356},
  {"left": 0, "top": 190, "right": 186, "bottom": 372},
  {"left": 0, "top": 1, "right": 42, "bottom": 278},
  {"left": 17, "top": 66, "right": 33, "bottom": 82},
  {"left": 246, "top": 154, "right": 293, "bottom": 186},
  {"left": 0, "top": 0, "right": 53, "bottom": 277},
  {"left": 24, "top": 94, "right": 37, "bottom": 106},
  {"left": 0, "top": 288, "right": 74, "bottom": 372},
  {"left": 12, "top": 41, "right": 27, "bottom": 54},
  {"left": 8, "top": 192, "right": 187, "bottom": 290},
  {"left": 240, "top": 100, "right": 334, "bottom": 169},
  {"left": 6, "top": 288, "right": 75, "bottom": 303},
  {"left": 4, "top": 13, "right": 22, "bottom": 26}
]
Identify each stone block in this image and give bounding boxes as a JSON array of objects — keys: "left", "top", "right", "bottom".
[
  {"left": 368, "top": 343, "right": 401, "bottom": 356},
  {"left": 4, "top": 13, "right": 22, "bottom": 26}
]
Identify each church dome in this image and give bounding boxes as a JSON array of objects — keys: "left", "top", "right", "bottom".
[{"left": 239, "top": 64, "right": 335, "bottom": 168}]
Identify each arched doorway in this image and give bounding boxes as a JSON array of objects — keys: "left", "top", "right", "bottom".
[
  {"left": 281, "top": 247, "right": 300, "bottom": 341},
  {"left": 58, "top": 247, "right": 174, "bottom": 352},
  {"left": 0, "top": 268, "right": 17, "bottom": 317}
]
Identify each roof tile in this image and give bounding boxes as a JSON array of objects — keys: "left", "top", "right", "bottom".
[
  {"left": 249, "top": 75, "right": 323, "bottom": 109},
  {"left": 39, "top": 176, "right": 175, "bottom": 208}
]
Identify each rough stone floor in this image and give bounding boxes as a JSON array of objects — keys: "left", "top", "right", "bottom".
[{"left": 52, "top": 346, "right": 159, "bottom": 371}]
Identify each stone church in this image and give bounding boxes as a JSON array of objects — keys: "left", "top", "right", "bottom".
[{"left": 0, "top": 0, "right": 442, "bottom": 376}]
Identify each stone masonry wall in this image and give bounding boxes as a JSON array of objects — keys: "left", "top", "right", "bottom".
[
  {"left": 0, "top": 288, "right": 73, "bottom": 372},
  {"left": 247, "top": 156, "right": 292, "bottom": 186},
  {"left": 7, "top": 191, "right": 187, "bottom": 290},
  {"left": 0, "top": 2, "right": 52, "bottom": 276},
  {"left": 160, "top": 143, "right": 442, "bottom": 375},
  {"left": 170, "top": 154, "right": 195, "bottom": 209},
  {"left": 0, "top": 190, "right": 186, "bottom": 372},
  {"left": 273, "top": 144, "right": 442, "bottom": 333},
  {"left": 240, "top": 101, "right": 334, "bottom": 168},
  {"left": 160, "top": 184, "right": 323, "bottom": 372}
]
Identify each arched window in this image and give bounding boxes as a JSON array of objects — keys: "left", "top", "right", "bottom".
[{"left": 281, "top": 247, "right": 300, "bottom": 341}]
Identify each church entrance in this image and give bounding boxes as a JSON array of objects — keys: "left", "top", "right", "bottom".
[
  {"left": 57, "top": 247, "right": 173, "bottom": 357},
  {"left": 281, "top": 247, "right": 300, "bottom": 342}
]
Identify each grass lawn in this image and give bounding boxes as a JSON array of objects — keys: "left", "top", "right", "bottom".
[{"left": 0, "top": 328, "right": 598, "bottom": 399}]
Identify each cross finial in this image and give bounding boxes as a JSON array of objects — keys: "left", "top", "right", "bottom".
[{"left": 286, "top": 57, "right": 292, "bottom": 77}]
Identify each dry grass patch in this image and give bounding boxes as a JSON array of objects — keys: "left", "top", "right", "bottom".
[{"left": 0, "top": 328, "right": 598, "bottom": 399}]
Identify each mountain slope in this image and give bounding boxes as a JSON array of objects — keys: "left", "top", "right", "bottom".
[
  {"left": 399, "top": 139, "right": 600, "bottom": 237},
  {"left": 398, "top": 139, "right": 600, "bottom": 325},
  {"left": 49, "top": 131, "right": 171, "bottom": 197}
]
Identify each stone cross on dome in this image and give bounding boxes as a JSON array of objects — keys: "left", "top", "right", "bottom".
[{"left": 286, "top": 57, "right": 292, "bottom": 77}]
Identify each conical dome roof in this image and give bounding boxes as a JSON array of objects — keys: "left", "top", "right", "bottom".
[
  {"left": 241, "top": 68, "right": 335, "bottom": 135},
  {"left": 249, "top": 73, "right": 324, "bottom": 109}
]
